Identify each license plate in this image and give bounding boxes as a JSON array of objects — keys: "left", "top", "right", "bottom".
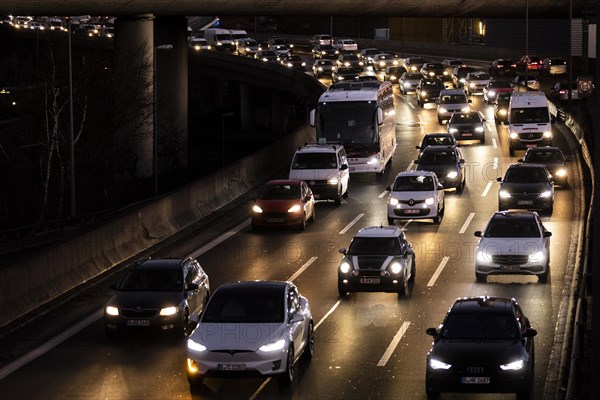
[
  {"left": 461, "top": 376, "right": 490, "bottom": 384},
  {"left": 267, "top": 218, "right": 284, "bottom": 223},
  {"left": 126, "top": 320, "right": 150, "bottom": 326},
  {"left": 405, "top": 209, "right": 419, "bottom": 214},
  {"left": 526, "top": 144, "right": 538, "bottom": 148},
  {"left": 360, "top": 278, "right": 380, "bottom": 284},
  {"left": 517, "top": 200, "right": 533, "bottom": 205},
  {"left": 500, "top": 265, "right": 521, "bottom": 271},
  {"left": 218, "top": 364, "right": 246, "bottom": 371},
  {"left": 461, "top": 133, "right": 473, "bottom": 136}
]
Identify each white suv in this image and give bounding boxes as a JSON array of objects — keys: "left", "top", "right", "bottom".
[
  {"left": 436, "top": 89, "right": 471, "bottom": 124},
  {"left": 386, "top": 170, "right": 445, "bottom": 224},
  {"left": 289, "top": 144, "right": 350, "bottom": 205}
]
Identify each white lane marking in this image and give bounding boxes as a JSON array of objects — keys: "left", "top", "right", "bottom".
[
  {"left": 191, "top": 220, "right": 250, "bottom": 258},
  {"left": 377, "top": 321, "right": 411, "bottom": 366},
  {"left": 402, "top": 220, "right": 413, "bottom": 229},
  {"left": 408, "top": 102, "right": 415, "bottom": 109},
  {"left": 287, "top": 257, "right": 318, "bottom": 282},
  {"left": 314, "top": 299, "right": 343, "bottom": 331},
  {"left": 0, "top": 310, "right": 103, "bottom": 380},
  {"left": 249, "top": 378, "right": 272, "bottom": 400},
  {"left": 493, "top": 157, "right": 498, "bottom": 169},
  {"left": 339, "top": 213, "right": 364, "bottom": 235},
  {"left": 418, "top": 114, "right": 424, "bottom": 134},
  {"left": 492, "top": 138, "right": 498, "bottom": 149},
  {"left": 427, "top": 256, "right": 450, "bottom": 287},
  {"left": 481, "top": 181, "right": 493, "bottom": 197},
  {"left": 405, "top": 160, "right": 414, "bottom": 171},
  {"left": 459, "top": 213, "right": 475, "bottom": 234},
  {"left": 379, "top": 190, "right": 388, "bottom": 198}
]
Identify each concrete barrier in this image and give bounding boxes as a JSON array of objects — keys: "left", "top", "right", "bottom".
[{"left": 0, "top": 124, "right": 316, "bottom": 328}]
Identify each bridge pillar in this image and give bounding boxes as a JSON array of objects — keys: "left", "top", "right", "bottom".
[{"left": 240, "top": 83, "right": 254, "bottom": 131}]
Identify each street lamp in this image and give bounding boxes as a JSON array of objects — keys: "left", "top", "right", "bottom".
[{"left": 153, "top": 44, "right": 173, "bottom": 196}]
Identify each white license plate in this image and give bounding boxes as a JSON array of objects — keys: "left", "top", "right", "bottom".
[
  {"left": 360, "top": 278, "right": 380, "bottom": 284},
  {"left": 267, "top": 218, "right": 284, "bottom": 223},
  {"left": 218, "top": 364, "right": 246, "bottom": 371},
  {"left": 461, "top": 376, "right": 490, "bottom": 384},
  {"left": 126, "top": 320, "right": 150, "bottom": 326},
  {"left": 500, "top": 265, "right": 521, "bottom": 271},
  {"left": 405, "top": 209, "right": 419, "bottom": 214},
  {"left": 461, "top": 133, "right": 473, "bottom": 136},
  {"left": 517, "top": 200, "right": 533, "bottom": 205},
  {"left": 526, "top": 144, "right": 538, "bottom": 148}
]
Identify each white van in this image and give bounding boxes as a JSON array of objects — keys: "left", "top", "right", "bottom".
[
  {"left": 228, "top": 29, "right": 249, "bottom": 51},
  {"left": 289, "top": 144, "right": 350, "bottom": 205},
  {"left": 507, "top": 92, "right": 553, "bottom": 156},
  {"left": 203, "top": 28, "right": 234, "bottom": 52}
]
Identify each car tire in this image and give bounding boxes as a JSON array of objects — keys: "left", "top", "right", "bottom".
[
  {"left": 309, "top": 207, "right": 316, "bottom": 222},
  {"left": 299, "top": 214, "right": 306, "bottom": 231},
  {"left": 409, "top": 258, "right": 416, "bottom": 282},
  {"left": 335, "top": 191, "right": 343, "bottom": 206},
  {"left": 476, "top": 272, "right": 486, "bottom": 283},
  {"left": 538, "top": 269, "right": 549, "bottom": 283},
  {"left": 176, "top": 308, "right": 190, "bottom": 338},
  {"left": 433, "top": 215, "right": 442, "bottom": 224},
  {"left": 277, "top": 346, "right": 295, "bottom": 386},
  {"left": 509, "top": 146, "right": 515, "bottom": 156},
  {"left": 425, "top": 387, "right": 440, "bottom": 399},
  {"left": 437, "top": 117, "right": 443, "bottom": 125},
  {"left": 187, "top": 371, "right": 205, "bottom": 392},
  {"left": 546, "top": 205, "right": 554, "bottom": 216},
  {"left": 398, "top": 271, "right": 409, "bottom": 296},
  {"left": 388, "top": 217, "right": 395, "bottom": 225},
  {"left": 338, "top": 282, "right": 348, "bottom": 297},
  {"left": 105, "top": 327, "right": 117, "bottom": 340},
  {"left": 480, "top": 136, "right": 486, "bottom": 144},
  {"left": 303, "top": 322, "right": 314, "bottom": 360}
]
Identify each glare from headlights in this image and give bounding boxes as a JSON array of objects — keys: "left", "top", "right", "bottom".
[
  {"left": 430, "top": 358, "right": 452, "bottom": 370},
  {"left": 446, "top": 171, "right": 458, "bottom": 179},
  {"left": 194, "top": 45, "right": 200, "bottom": 51},
  {"left": 509, "top": 132, "right": 519, "bottom": 139},
  {"left": 439, "top": 107, "right": 448, "bottom": 113},
  {"left": 476, "top": 250, "right": 489, "bottom": 263},
  {"left": 252, "top": 205, "right": 263, "bottom": 213},
  {"left": 288, "top": 204, "right": 301, "bottom": 213},
  {"left": 555, "top": 169, "right": 567, "bottom": 177},
  {"left": 105, "top": 306, "right": 119, "bottom": 316},
  {"left": 499, "top": 109, "right": 508, "bottom": 116},
  {"left": 420, "top": 91, "right": 428, "bottom": 96},
  {"left": 328, "top": 177, "right": 339, "bottom": 185},
  {"left": 367, "top": 156, "right": 380, "bottom": 165},
  {"left": 488, "top": 90, "right": 496, "bottom": 96},
  {"left": 187, "top": 339, "right": 207, "bottom": 352},
  {"left": 499, "top": 190, "right": 512, "bottom": 199},
  {"left": 340, "top": 262, "right": 351, "bottom": 273},
  {"left": 529, "top": 251, "right": 545, "bottom": 262},
  {"left": 500, "top": 359, "right": 524, "bottom": 371},
  {"left": 404, "top": 83, "right": 411, "bottom": 88},
  {"left": 475, "top": 126, "right": 485, "bottom": 133},
  {"left": 425, "top": 197, "right": 435, "bottom": 205},
  {"left": 160, "top": 306, "right": 178, "bottom": 316},
  {"left": 389, "top": 198, "right": 399, "bottom": 206},
  {"left": 470, "top": 82, "right": 477, "bottom": 88},
  {"left": 460, "top": 106, "right": 470, "bottom": 113},
  {"left": 539, "top": 190, "right": 552, "bottom": 198},
  {"left": 259, "top": 339, "right": 286, "bottom": 352},
  {"left": 448, "top": 127, "right": 458, "bottom": 134},
  {"left": 543, "top": 130, "right": 552, "bottom": 138},
  {"left": 390, "top": 262, "right": 402, "bottom": 274}
]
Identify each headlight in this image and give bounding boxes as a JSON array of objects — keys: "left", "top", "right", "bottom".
[
  {"left": 262, "top": 58, "right": 268, "bottom": 62},
  {"left": 105, "top": 306, "right": 119, "bottom": 316},
  {"left": 317, "top": 67, "right": 323, "bottom": 72},
  {"left": 543, "top": 130, "right": 552, "bottom": 138},
  {"left": 499, "top": 190, "right": 512, "bottom": 199},
  {"left": 389, "top": 198, "right": 399, "bottom": 206},
  {"left": 529, "top": 251, "right": 545, "bottom": 262},
  {"left": 500, "top": 359, "right": 524, "bottom": 371},
  {"left": 470, "top": 82, "right": 477, "bottom": 88},
  {"left": 539, "top": 190, "right": 552, "bottom": 198},
  {"left": 410, "top": 66, "right": 417, "bottom": 71},
  {"left": 194, "top": 45, "right": 200, "bottom": 51},
  {"left": 509, "top": 132, "right": 519, "bottom": 140},
  {"left": 187, "top": 339, "right": 207, "bottom": 352},
  {"left": 459, "top": 78, "right": 466, "bottom": 83},
  {"left": 216, "top": 42, "right": 223, "bottom": 46},
  {"left": 555, "top": 168, "right": 567, "bottom": 177},
  {"left": 389, "top": 262, "right": 402, "bottom": 274},
  {"left": 425, "top": 197, "right": 435, "bottom": 205},
  {"left": 461, "top": 106, "right": 470, "bottom": 113},
  {"left": 499, "top": 109, "right": 508, "bottom": 116},
  {"left": 443, "top": 71, "right": 449, "bottom": 76},
  {"left": 390, "top": 75, "right": 397, "bottom": 80},
  {"left": 328, "top": 177, "right": 339, "bottom": 185},
  {"left": 488, "top": 90, "right": 496, "bottom": 96},
  {"left": 367, "top": 155, "right": 380, "bottom": 165},
  {"left": 379, "top": 61, "right": 386, "bottom": 67},
  {"left": 392, "top": 60, "right": 399, "bottom": 66},
  {"left": 340, "top": 262, "right": 351, "bottom": 274},
  {"left": 475, "top": 126, "right": 484, "bottom": 133},
  {"left": 476, "top": 250, "right": 489, "bottom": 263},
  {"left": 404, "top": 83, "right": 411, "bottom": 88},
  {"left": 288, "top": 204, "right": 301, "bottom": 213},
  {"left": 252, "top": 204, "right": 263, "bottom": 213},
  {"left": 439, "top": 107, "right": 448, "bottom": 113},
  {"left": 344, "top": 62, "right": 350, "bottom": 67},
  {"left": 420, "top": 91, "right": 428, "bottom": 96},
  {"left": 286, "top": 63, "right": 293, "bottom": 68},
  {"left": 259, "top": 339, "right": 286, "bottom": 352},
  {"left": 429, "top": 72, "right": 435, "bottom": 77},
  {"left": 160, "top": 306, "right": 178, "bottom": 316},
  {"left": 429, "top": 358, "right": 452, "bottom": 370},
  {"left": 448, "top": 127, "right": 458, "bottom": 134},
  {"left": 446, "top": 171, "right": 458, "bottom": 179},
  {"left": 301, "top": 62, "right": 306, "bottom": 66}
]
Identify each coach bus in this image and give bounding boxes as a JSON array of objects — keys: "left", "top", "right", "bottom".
[{"left": 309, "top": 80, "right": 396, "bottom": 174}]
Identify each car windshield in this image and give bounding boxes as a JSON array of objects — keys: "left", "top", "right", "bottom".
[
  {"left": 505, "top": 167, "right": 547, "bottom": 183},
  {"left": 440, "top": 94, "right": 467, "bottom": 104},
  {"left": 490, "top": 81, "right": 512, "bottom": 88},
  {"left": 510, "top": 107, "right": 550, "bottom": 124},
  {"left": 405, "top": 73, "right": 423, "bottom": 80},
  {"left": 422, "top": 136, "right": 454, "bottom": 147},
  {"left": 485, "top": 218, "right": 541, "bottom": 237},
  {"left": 118, "top": 269, "right": 182, "bottom": 292},
  {"left": 348, "top": 237, "right": 401, "bottom": 255},
  {"left": 426, "top": 63, "right": 444, "bottom": 70},
  {"left": 202, "top": 287, "right": 285, "bottom": 323},
  {"left": 292, "top": 153, "right": 337, "bottom": 169},
  {"left": 451, "top": 113, "right": 480, "bottom": 123},
  {"left": 526, "top": 151, "right": 564, "bottom": 163},
  {"left": 420, "top": 151, "right": 457, "bottom": 166},
  {"left": 422, "top": 80, "right": 444, "bottom": 89},
  {"left": 259, "top": 183, "right": 300, "bottom": 199},
  {"left": 441, "top": 313, "right": 520, "bottom": 340},
  {"left": 393, "top": 175, "right": 435, "bottom": 191}
]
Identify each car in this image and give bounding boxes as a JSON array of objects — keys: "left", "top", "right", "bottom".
[
  {"left": 333, "top": 38, "right": 358, "bottom": 52},
  {"left": 474, "top": 211, "right": 552, "bottom": 282},
  {"left": 483, "top": 80, "right": 513, "bottom": 103},
  {"left": 497, "top": 163, "right": 554, "bottom": 214},
  {"left": 331, "top": 66, "right": 360, "bottom": 83},
  {"left": 425, "top": 296, "right": 537, "bottom": 396},
  {"left": 519, "top": 146, "right": 570, "bottom": 187},
  {"left": 493, "top": 92, "right": 512, "bottom": 124},
  {"left": 312, "top": 59, "right": 336, "bottom": 78},
  {"left": 186, "top": 281, "right": 313, "bottom": 387},
  {"left": 512, "top": 75, "right": 541, "bottom": 91},
  {"left": 281, "top": 54, "right": 306, "bottom": 71},
  {"left": 356, "top": 71, "right": 381, "bottom": 82},
  {"left": 403, "top": 57, "right": 427, "bottom": 73},
  {"left": 255, "top": 50, "right": 279, "bottom": 63},
  {"left": 336, "top": 53, "right": 363, "bottom": 69},
  {"left": 28, "top": 21, "right": 45, "bottom": 30},
  {"left": 386, "top": 170, "right": 445, "bottom": 224},
  {"left": 236, "top": 38, "right": 261, "bottom": 57},
  {"left": 309, "top": 34, "right": 332, "bottom": 47},
  {"left": 251, "top": 179, "right": 316, "bottom": 230},
  {"left": 399, "top": 72, "right": 423, "bottom": 94},
  {"left": 441, "top": 59, "right": 465, "bottom": 80},
  {"left": 415, "top": 145, "right": 466, "bottom": 192},
  {"left": 416, "top": 78, "right": 445, "bottom": 106},
  {"left": 516, "top": 55, "right": 542, "bottom": 72},
  {"left": 188, "top": 36, "right": 212, "bottom": 52},
  {"left": 436, "top": 89, "right": 471, "bottom": 124},
  {"left": 267, "top": 35, "right": 294, "bottom": 52},
  {"left": 358, "top": 47, "right": 380, "bottom": 65},
  {"left": 372, "top": 53, "right": 399, "bottom": 71},
  {"left": 383, "top": 66, "right": 407, "bottom": 84},
  {"left": 549, "top": 81, "right": 579, "bottom": 102},
  {"left": 420, "top": 62, "right": 445, "bottom": 79},
  {"left": 447, "top": 111, "right": 486, "bottom": 144},
  {"left": 269, "top": 43, "right": 291, "bottom": 59},
  {"left": 540, "top": 57, "right": 567, "bottom": 76},
  {"left": 312, "top": 43, "right": 339, "bottom": 59},
  {"left": 451, "top": 66, "right": 478, "bottom": 89},
  {"left": 464, "top": 71, "right": 491, "bottom": 95},
  {"left": 289, "top": 143, "right": 349, "bottom": 204},
  {"left": 416, "top": 133, "right": 458, "bottom": 154},
  {"left": 337, "top": 226, "right": 416, "bottom": 296},
  {"left": 488, "top": 59, "right": 517, "bottom": 77},
  {"left": 104, "top": 257, "right": 210, "bottom": 339}
]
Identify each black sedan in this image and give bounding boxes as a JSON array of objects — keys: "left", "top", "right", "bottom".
[
  {"left": 519, "top": 146, "right": 570, "bottom": 187},
  {"left": 415, "top": 145, "right": 466, "bottom": 192},
  {"left": 497, "top": 162, "right": 555, "bottom": 215},
  {"left": 331, "top": 67, "right": 360, "bottom": 83},
  {"left": 489, "top": 59, "right": 517, "bottom": 77},
  {"left": 447, "top": 111, "right": 486, "bottom": 143},
  {"left": 426, "top": 296, "right": 537, "bottom": 398}
]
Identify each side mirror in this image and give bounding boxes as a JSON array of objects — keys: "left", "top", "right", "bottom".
[
  {"left": 551, "top": 115, "right": 557, "bottom": 124},
  {"left": 376, "top": 107, "right": 384, "bottom": 126},
  {"left": 544, "top": 231, "right": 552, "bottom": 237},
  {"left": 290, "top": 313, "right": 304, "bottom": 324},
  {"left": 190, "top": 312, "right": 200, "bottom": 324},
  {"left": 474, "top": 231, "right": 482, "bottom": 237},
  {"left": 496, "top": 177, "right": 502, "bottom": 182},
  {"left": 340, "top": 164, "right": 349, "bottom": 170},
  {"left": 416, "top": 145, "right": 421, "bottom": 149},
  {"left": 523, "top": 328, "right": 538, "bottom": 338},
  {"left": 437, "top": 184, "right": 444, "bottom": 190},
  {"left": 517, "top": 158, "right": 524, "bottom": 162},
  {"left": 386, "top": 185, "right": 392, "bottom": 191},
  {"left": 414, "top": 159, "right": 419, "bottom": 164},
  {"left": 309, "top": 109, "right": 316, "bottom": 127},
  {"left": 338, "top": 247, "right": 347, "bottom": 255},
  {"left": 459, "top": 158, "right": 465, "bottom": 163},
  {"left": 426, "top": 327, "right": 438, "bottom": 337}
]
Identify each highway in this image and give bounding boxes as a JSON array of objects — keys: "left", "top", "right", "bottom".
[{"left": 0, "top": 68, "right": 585, "bottom": 399}]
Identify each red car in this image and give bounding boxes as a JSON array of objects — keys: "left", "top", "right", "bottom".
[{"left": 251, "top": 179, "right": 316, "bottom": 230}]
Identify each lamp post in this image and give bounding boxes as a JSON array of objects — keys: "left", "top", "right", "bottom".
[{"left": 153, "top": 44, "right": 173, "bottom": 196}]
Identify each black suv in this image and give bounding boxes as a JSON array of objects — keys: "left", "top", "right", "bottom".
[
  {"left": 426, "top": 296, "right": 537, "bottom": 397},
  {"left": 497, "top": 163, "right": 555, "bottom": 214},
  {"left": 416, "top": 78, "right": 445, "bottom": 107},
  {"left": 415, "top": 145, "right": 466, "bottom": 193},
  {"left": 104, "top": 257, "right": 210, "bottom": 338},
  {"left": 447, "top": 111, "right": 486, "bottom": 144},
  {"left": 519, "top": 146, "right": 570, "bottom": 188}
]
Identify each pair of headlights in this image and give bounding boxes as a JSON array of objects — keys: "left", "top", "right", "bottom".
[{"left": 429, "top": 358, "right": 524, "bottom": 371}]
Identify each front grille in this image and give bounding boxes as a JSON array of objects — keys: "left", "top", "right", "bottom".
[
  {"left": 263, "top": 212, "right": 287, "bottom": 219},
  {"left": 510, "top": 192, "right": 540, "bottom": 200},
  {"left": 356, "top": 256, "right": 386, "bottom": 270},
  {"left": 518, "top": 132, "right": 543, "bottom": 141},
  {"left": 357, "top": 270, "right": 382, "bottom": 276},
  {"left": 399, "top": 199, "right": 425, "bottom": 205},
  {"left": 492, "top": 255, "right": 529, "bottom": 264},
  {"left": 121, "top": 309, "right": 158, "bottom": 318}
]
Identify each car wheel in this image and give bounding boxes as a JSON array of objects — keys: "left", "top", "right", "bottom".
[
  {"left": 438, "top": 117, "right": 443, "bottom": 125},
  {"left": 433, "top": 213, "right": 442, "bottom": 224},
  {"left": 425, "top": 387, "right": 440, "bottom": 399},
  {"left": 388, "top": 217, "right": 395, "bottom": 225},
  {"left": 398, "top": 272, "right": 409, "bottom": 296},
  {"left": 309, "top": 206, "right": 316, "bottom": 222},
  {"left": 187, "top": 371, "right": 205, "bottom": 391},
  {"left": 278, "top": 346, "right": 295, "bottom": 385},
  {"left": 538, "top": 269, "right": 549, "bottom": 283},
  {"left": 476, "top": 272, "right": 486, "bottom": 283},
  {"left": 509, "top": 146, "right": 515, "bottom": 156},
  {"left": 298, "top": 214, "right": 306, "bottom": 231},
  {"left": 303, "top": 322, "right": 314, "bottom": 360},
  {"left": 480, "top": 136, "right": 486, "bottom": 144},
  {"left": 334, "top": 191, "right": 343, "bottom": 206},
  {"left": 176, "top": 308, "right": 190, "bottom": 338},
  {"left": 338, "top": 282, "right": 348, "bottom": 297},
  {"left": 409, "top": 258, "right": 416, "bottom": 282},
  {"left": 251, "top": 222, "right": 259, "bottom": 231},
  {"left": 546, "top": 205, "right": 554, "bottom": 216}
]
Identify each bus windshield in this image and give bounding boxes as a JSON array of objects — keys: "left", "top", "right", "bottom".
[
  {"left": 510, "top": 107, "right": 550, "bottom": 124},
  {"left": 317, "top": 102, "right": 379, "bottom": 145}
]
